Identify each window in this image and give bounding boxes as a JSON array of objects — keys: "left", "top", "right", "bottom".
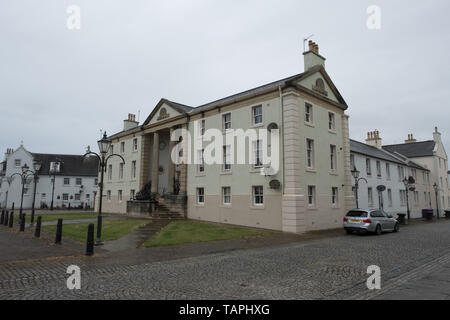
[
  {"left": 411, "top": 169, "right": 417, "bottom": 181},
  {"left": 328, "top": 112, "right": 335, "bottom": 131},
  {"left": 86, "top": 194, "right": 90, "bottom": 200},
  {"left": 368, "top": 188, "right": 374, "bottom": 207},
  {"left": 332, "top": 187, "right": 338, "bottom": 206},
  {"left": 388, "top": 189, "right": 393, "bottom": 207},
  {"left": 107, "top": 190, "right": 111, "bottom": 201},
  {"left": 307, "top": 139, "right": 314, "bottom": 169},
  {"left": 253, "top": 140, "right": 263, "bottom": 168},
  {"left": 253, "top": 186, "right": 264, "bottom": 206},
  {"left": 330, "top": 145, "right": 337, "bottom": 171},
  {"left": 350, "top": 154, "right": 355, "bottom": 169},
  {"left": 386, "top": 163, "right": 391, "bottom": 180},
  {"left": 366, "top": 159, "right": 372, "bottom": 176},
  {"left": 108, "top": 165, "right": 113, "bottom": 180},
  {"left": 64, "top": 178, "right": 70, "bottom": 185},
  {"left": 110, "top": 145, "right": 114, "bottom": 155},
  {"left": 131, "top": 161, "right": 137, "bottom": 179},
  {"left": 199, "top": 120, "right": 206, "bottom": 136},
  {"left": 23, "top": 188, "right": 29, "bottom": 195},
  {"left": 400, "top": 190, "right": 406, "bottom": 206},
  {"left": 424, "top": 192, "right": 428, "bottom": 206},
  {"left": 133, "top": 138, "right": 138, "bottom": 151},
  {"left": 223, "top": 145, "right": 231, "bottom": 172},
  {"left": 414, "top": 191, "right": 419, "bottom": 205},
  {"left": 119, "top": 163, "right": 124, "bottom": 180},
  {"left": 120, "top": 141, "right": 125, "bottom": 153},
  {"left": 305, "top": 103, "right": 313, "bottom": 123},
  {"left": 63, "top": 194, "right": 69, "bottom": 201},
  {"left": 308, "top": 186, "right": 316, "bottom": 207},
  {"left": 41, "top": 193, "right": 47, "bottom": 199},
  {"left": 130, "top": 190, "right": 135, "bottom": 200},
  {"left": 75, "top": 194, "right": 81, "bottom": 201},
  {"left": 398, "top": 166, "right": 405, "bottom": 181},
  {"left": 376, "top": 161, "right": 381, "bottom": 177},
  {"left": 252, "top": 105, "right": 263, "bottom": 125},
  {"left": 94, "top": 178, "right": 98, "bottom": 186},
  {"left": 76, "top": 178, "right": 82, "bottom": 185},
  {"left": 118, "top": 190, "right": 123, "bottom": 202},
  {"left": 223, "top": 113, "right": 232, "bottom": 130},
  {"left": 222, "top": 187, "right": 231, "bottom": 205},
  {"left": 14, "top": 159, "right": 21, "bottom": 167},
  {"left": 197, "top": 149, "right": 205, "bottom": 173},
  {"left": 197, "top": 188, "right": 205, "bottom": 204}
]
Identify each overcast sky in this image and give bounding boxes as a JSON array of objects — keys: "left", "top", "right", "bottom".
[{"left": 1, "top": 0, "right": 449, "bottom": 157}]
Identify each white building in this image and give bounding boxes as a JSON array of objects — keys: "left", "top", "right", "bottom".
[
  {"left": 351, "top": 131, "right": 435, "bottom": 219},
  {"left": 0, "top": 145, "right": 99, "bottom": 210}
]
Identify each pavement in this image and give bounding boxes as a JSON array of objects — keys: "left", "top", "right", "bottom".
[{"left": 1, "top": 217, "right": 450, "bottom": 300}]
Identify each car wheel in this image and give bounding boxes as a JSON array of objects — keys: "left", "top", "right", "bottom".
[
  {"left": 394, "top": 223, "right": 400, "bottom": 233},
  {"left": 375, "top": 225, "right": 382, "bottom": 236}
]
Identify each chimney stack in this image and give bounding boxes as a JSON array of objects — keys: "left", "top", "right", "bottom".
[
  {"left": 365, "top": 130, "right": 383, "bottom": 149},
  {"left": 433, "top": 126, "right": 442, "bottom": 143},
  {"left": 405, "top": 134, "right": 417, "bottom": 144},
  {"left": 123, "top": 113, "right": 139, "bottom": 131},
  {"left": 303, "top": 40, "right": 326, "bottom": 71}
]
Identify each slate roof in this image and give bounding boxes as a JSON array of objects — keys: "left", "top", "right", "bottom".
[
  {"left": 31, "top": 153, "right": 99, "bottom": 177},
  {"left": 350, "top": 140, "right": 405, "bottom": 165},
  {"left": 383, "top": 141, "right": 436, "bottom": 158}
]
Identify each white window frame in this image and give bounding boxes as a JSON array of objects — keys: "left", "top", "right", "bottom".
[
  {"left": 330, "top": 145, "right": 337, "bottom": 172},
  {"left": 133, "top": 138, "right": 138, "bottom": 152},
  {"left": 222, "top": 113, "right": 232, "bottom": 131},
  {"left": 252, "top": 186, "right": 264, "bottom": 206},
  {"left": 332, "top": 187, "right": 338, "bottom": 206},
  {"left": 308, "top": 186, "right": 316, "bottom": 207},
  {"left": 197, "top": 187, "right": 205, "bottom": 205},
  {"left": 328, "top": 112, "right": 335, "bottom": 131},
  {"left": 305, "top": 103, "right": 313, "bottom": 124},
  {"left": 252, "top": 140, "right": 263, "bottom": 169},
  {"left": 223, "top": 145, "right": 231, "bottom": 172},
  {"left": 307, "top": 139, "right": 314, "bottom": 169},
  {"left": 252, "top": 105, "right": 263, "bottom": 126},
  {"left": 222, "top": 187, "right": 231, "bottom": 206}
]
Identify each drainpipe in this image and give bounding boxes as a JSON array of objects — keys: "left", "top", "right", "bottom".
[{"left": 279, "top": 85, "right": 285, "bottom": 194}]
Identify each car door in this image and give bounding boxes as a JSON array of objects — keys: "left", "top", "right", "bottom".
[{"left": 381, "top": 210, "right": 394, "bottom": 231}]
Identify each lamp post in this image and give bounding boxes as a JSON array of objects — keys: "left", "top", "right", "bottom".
[
  {"left": 433, "top": 182, "right": 440, "bottom": 220},
  {"left": 11, "top": 163, "right": 38, "bottom": 217},
  {"left": 351, "top": 166, "right": 367, "bottom": 209},
  {"left": 49, "top": 159, "right": 62, "bottom": 211},
  {"left": 30, "top": 160, "right": 42, "bottom": 225},
  {"left": 83, "top": 132, "right": 125, "bottom": 246},
  {"left": 403, "top": 177, "right": 416, "bottom": 221}
]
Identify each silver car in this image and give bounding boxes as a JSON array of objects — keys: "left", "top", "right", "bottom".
[{"left": 343, "top": 209, "right": 400, "bottom": 235}]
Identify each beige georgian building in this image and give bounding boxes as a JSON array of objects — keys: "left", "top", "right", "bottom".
[{"left": 100, "top": 41, "right": 356, "bottom": 234}]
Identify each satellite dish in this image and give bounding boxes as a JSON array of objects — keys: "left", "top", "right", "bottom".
[
  {"left": 261, "top": 165, "right": 276, "bottom": 177},
  {"left": 267, "top": 123, "right": 279, "bottom": 132},
  {"left": 269, "top": 180, "right": 281, "bottom": 190}
]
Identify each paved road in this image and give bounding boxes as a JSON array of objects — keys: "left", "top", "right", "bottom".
[{"left": 1, "top": 220, "right": 450, "bottom": 300}]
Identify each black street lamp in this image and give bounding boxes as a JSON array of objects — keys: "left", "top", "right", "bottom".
[
  {"left": 49, "top": 159, "right": 62, "bottom": 211},
  {"left": 30, "top": 160, "right": 42, "bottom": 225},
  {"left": 351, "top": 166, "right": 367, "bottom": 209},
  {"left": 403, "top": 177, "right": 416, "bottom": 221},
  {"left": 11, "top": 163, "right": 39, "bottom": 218},
  {"left": 83, "top": 132, "right": 125, "bottom": 246},
  {"left": 433, "top": 182, "right": 440, "bottom": 220}
]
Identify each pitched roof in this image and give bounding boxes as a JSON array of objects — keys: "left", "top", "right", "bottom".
[
  {"left": 31, "top": 153, "right": 99, "bottom": 177},
  {"left": 383, "top": 141, "right": 435, "bottom": 158},
  {"left": 350, "top": 140, "right": 405, "bottom": 165}
]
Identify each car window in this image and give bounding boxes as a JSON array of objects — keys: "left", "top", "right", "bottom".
[
  {"left": 370, "top": 211, "right": 381, "bottom": 217},
  {"left": 346, "top": 211, "right": 368, "bottom": 218}
]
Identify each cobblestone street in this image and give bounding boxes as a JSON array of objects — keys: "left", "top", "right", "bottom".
[{"left": 1, "top": 219, "right": 450, "bottom": 300}]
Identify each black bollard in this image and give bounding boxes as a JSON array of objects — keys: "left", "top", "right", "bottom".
[
  {"left": 4, "top": 211, "right": 9, "bottom": 226},
  {"left": 0, "top": 210, "right": 4, "bottom": 225},
  {"left": 8, "top": 212, "right": 14, "bottom": 228},
  {"left": 19, "top": 213, "right": 26, "bottom": 232},
  {"left": 95, "top": 215, "right": 103, "bottom": 246},
  {"left": 55, "top": 218, "right": 63, "bottom": 244},
  {"left": 35, "top": 216, "right": 42, "bottom": 238},
  {"left": 86, "top": 223, "right": 94, "bottom": 256}
]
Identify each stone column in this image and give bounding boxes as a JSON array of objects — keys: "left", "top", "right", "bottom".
[
  {"left": 168, "top": 127, "right": 176, "bottom": 194},
  {"left": 151, "top": 131, "right": 160, "bottom": 194},
  {"left": 281, "top": 90, "right": 306, "bottom": 234},
  {"left": 139, "top": 133, "right": 151, "bottom": 190},
  {"left": 179, "top": 123, "right": 188, "bottom": 195},
  {"left": 342, "top": 114, "right": 356, "bottom": 212}
]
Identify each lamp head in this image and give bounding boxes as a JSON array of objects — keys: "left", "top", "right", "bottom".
[
  {"left": 97, "top": 131, "right": 111, "bottom": 156},
  {"left": 21, "top": 163, "right": 29, "bottom": 174}
]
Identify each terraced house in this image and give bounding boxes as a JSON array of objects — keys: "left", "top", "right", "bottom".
[{"left": 102, "top": 42, "right": 355, "bottom": 234}]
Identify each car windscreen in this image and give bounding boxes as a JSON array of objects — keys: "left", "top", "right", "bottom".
[{"left": 346, "top": 211, "right": 368, "bottom": 218}]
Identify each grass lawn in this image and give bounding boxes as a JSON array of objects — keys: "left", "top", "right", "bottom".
[
  {"left": 145, "top": 220, "right": 275, "bottom": 247},
  {"left": 42, "top": 219, "right": 149, "bottom": 242},
  {"left": 22, "top": 212, "right": 108, "bottom": 224}
]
